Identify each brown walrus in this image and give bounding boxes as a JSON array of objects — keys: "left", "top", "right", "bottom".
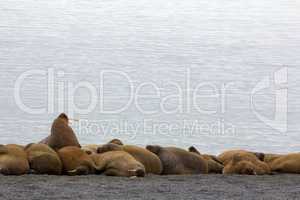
[
  {"left": 97, "top": 143, "right": 163, "bottom": 175},
  {"left": 267, "top": 153, "right": 300, "bottom": 174},
  {"left": 188, "top": 146, "right": 223, "bottom": 174},
  {"left": 25, "top": 143, "right": 62, "bottom": 175},
  {"left": 218, "top": 150, "right": 264, "bottom": 166},
  {"left": 0, "top": 144, "right": 30, "bottom": 175},
  {"left": 91, "top": 151, "right": 145, "bottom": 177},
  {"left": 146, "top": 145, "right": 208, "bottom": 175},
  {"left": 39, "top": 113, "right": 81, "bottom": 150},
  {"left": 220, "top": 151, "right": 271, "bottom": 175},
  {"left": 57, "top": 146, "right": 97, "bottom": 175}
]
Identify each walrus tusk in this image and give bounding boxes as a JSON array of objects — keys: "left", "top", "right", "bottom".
[
  {"left": 67, "top": 169, "right": 78, "bottom": 175},
  {"left": 128, "top": 169, "right": 138, "bottom": 177}
]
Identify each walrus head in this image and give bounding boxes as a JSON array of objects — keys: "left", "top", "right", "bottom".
[
  {"left": 188, "top": 146, "right": 201, "bottom": 155},
  {"left": 67, "top": 166, "right": 90, "bottom": 176},
  {"left": 97, "top": 143, "right": 122, "bottom": 154},
  {"left": 84, "top": 150, "right": 93, "bottom": 155},
  {"left": 223, "top": 155, "right": 257, "bottom": 175},
  {"left": 146, "top": 145, "right": 162, "bottom": 155},
  {"left": 128, "top": 168, "right": 145, "bottom": 177},
  {"left": 109, "top": 139, "right": 124, "bottom": 146},
  {"left": 58, "top": 113, "right": 69, "bottom": 124},
  {"left": 252, "top": 152, "right": 265, "bottom": 161}
]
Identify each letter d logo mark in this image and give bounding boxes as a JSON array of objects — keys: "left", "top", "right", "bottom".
[{"left": 251, "top": 67, "right": 288, "bottom": 133}]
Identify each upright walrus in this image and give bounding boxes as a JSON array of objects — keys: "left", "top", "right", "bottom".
[
  {"left": 97, "top": 143, "right": 163, "bottom": 175},
  {"left": 39, "top": 113, "right": 81, "bottom": 150},
  {"left": 0, "top": 144, "right": 30, "bottom": 175},
  {"left": 146, "top": 145, "right": 208, "bottom": 175},
  {"left": 25, "top": 143, "right": 62, "bottom": 175}
]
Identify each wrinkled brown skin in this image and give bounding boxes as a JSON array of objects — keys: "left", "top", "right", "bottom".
[
  {"left": 57, "top": 146, "right": 96, "bottom": 175},
  {"left": 146, "top": 145, "right": 208, "bottom": 175},
  {"left": 221, "top": 151, "right": 271, "bottom": 175},
  {"left": 39, "top": 113, "right": 81, "bottom": 151},
  {"left": 268, "top": 153, "right": 300, "bottom": 174},
  {"left": 91, "top": 151, "right": 145, "bottom": 177},
  {"left": 98, "top": 144, "right": 163, "bottom": 175},
  {"left": 6, "top": 144, "right": 25, "bottom": 149},
  {"left": 218, "top": 150, "right": 264, "bottom": 166},
  {"left": 188, "top": 146, "right": 223, "bottom": 174},
  {"left": 24, "top": 143, "right": 62, "bottom": 175},
  {"left": 0, "top": 144, "right": 30, "bottom": 175},
  {"left": 223, "top": 158, "right": 257, "bottom": 175}
]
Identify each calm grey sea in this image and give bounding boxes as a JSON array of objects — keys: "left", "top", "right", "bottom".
[{"left": 0, "top": 0, "right": 299, "bottom": 154}]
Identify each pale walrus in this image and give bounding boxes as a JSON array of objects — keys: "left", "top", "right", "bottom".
[
  {"left": 218, "top": 150, "right": 265, "bottom": 166},
  {"left": 57, "top": 146, "right": 97, "bottom": 175},
  {"left": 97, "top": 143, "right": 163, "bottom": 175},
  {"left": 221, "top": 151, "right": 271, "bottom": 175},
  {"left": 0, "top": 144, "right": 30, "bottom": 175},
  {"left": 25, "top": 143, "right": 62, "bottom": 175},
  {"left": 268, "top": 153, "right": 300, "bottom": 174},
  {"left": 91, "top": 151, "right": 146, "bottom": 177},
  {"left": 39, "top": 113, "right": 81, "bottom": 150},
  {"left": 146, "top": 145, "right": 208, "bottom": 175},
  {"left": 188, "top": 146, "right": 223, "bottom": 174}
]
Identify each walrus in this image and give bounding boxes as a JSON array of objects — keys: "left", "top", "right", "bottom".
[
  {"left": 91, "top": 151, "right": 145, "bottom": 177},
  {"left": 24, "top": 143, "right": 62, "bottom": 175},
  {"left": 57, "top": 146, "right": 97, "bottom": 175},
  {"left": 223, "top": 156, "right": 258, "bottom": 175},
  {"left": 268, "top": 153, "right": 300, "bottom": 174},
  {"left": 221, "top": 151, "right": 271, "bottom": 175},
  {"left": 97, "top": 143, "right": 163, "bottom": 175},
  {"left": 146, "top": 145, "right": 208, "bottom": 175},
  {"left": 218, "top": 150, "right": 265, "bottom": 166},
  {"left": 39, "top": 113, "right": 81, "bottom": 150},
  {"left": 188, "top": 146, "right": 223, "bottom": 174},
  {"left": 0, "top": 144, "right": 30, "bottom": 175}
]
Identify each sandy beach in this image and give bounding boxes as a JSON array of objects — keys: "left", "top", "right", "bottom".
[{"left": 1, "top": 174, "right": 299, "bottom": 200}]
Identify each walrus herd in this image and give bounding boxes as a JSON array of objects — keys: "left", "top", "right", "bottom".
[{"left": 0, "top": 113, "right": 299, "bottom": 177}]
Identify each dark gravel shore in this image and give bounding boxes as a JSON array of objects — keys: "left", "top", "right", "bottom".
[{"left": 1, "top": 174, "right": 300, "bottom": 200}]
